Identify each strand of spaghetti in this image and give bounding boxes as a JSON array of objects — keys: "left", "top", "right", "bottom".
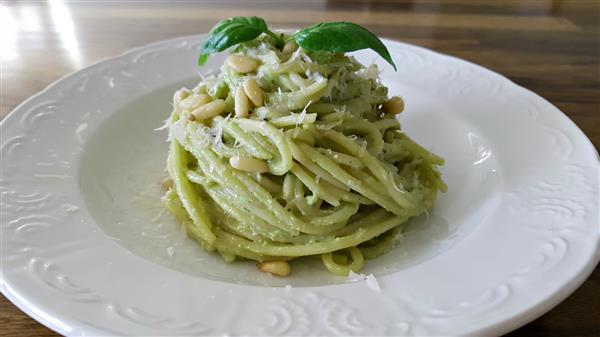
[
  {"left": 420, "top": 163, "right": 448, "bottom": 193},
  {"left": 282, "top": 173, "right": 295, "bottom": 203},
  {"left": 316, "top": 147, "right": 364, "bottom": 169},
  {"left": 213, "top": 213, "right": 408, "bottom": 256},
  {"left": 287, "top": 172, "right": 372, "bottom": 217},
  {"left": 289, "top": 72, "right": 314, "bottom": 88},
  {"left": 250, "top": 173, "right": 282, "bottom": 196},
  {"left": 373, "top": 118, "right": 401, "bottom": 131},
  {"left": 287, "top": 173, "right": 359, "bottom": 225},
  {"left": 211, "top": 141, "right": 246, "bottom": 159},
  {"left": 321, "top": 247, "right": 364, "bottom": 276},
  {"left": 268, "top": 77, "right": 327, "bottom": 110},
  {"left": 296, "top": 142, "right": 403, "bottom": 213},
  {"left": 285, "top": 127, "right": 316, "bottom": 146},
  {"left": 359, "top": 226, "right": 403, "bottom": 259},
  {"left": 347, "top": 168, "right": 405, "bottom": 213},
  {"left": 289, "top": 140, "right": 349, "bottom": 190},
  {"left": 179, "top": 132, "right": 301, "bottom": 236},
  {"left": 208, "top": 186, "right": 297, "bottom": 242},
  {"left": 185, "top": 170, "right": 294, "bottom": 242},
  {"left": 382, "top": 142, "right": 409, "bottom": 163},
  {"left": 245, "top": 123, "right": 280, "bottom": 156},
  {"left": 162, "top": 188, "right": 194, "bottom": 226},
  {"left": 234, "top": 119, "right": 293, "bottom": 175},
  {"left": 347, "top": 167, "right": 386, "bottom": 194},
  {"left": 216, "top": 117, "right": 272, "bottom": 160},
  {"left": 271, "top": 113, "right": 317, "bottom": 127},
  {"left": 319, "top": 130, "right": 394, "bottom": 182},
  {"left": 277, "top": 74, "right": 301, "bottom": 91},
  {"left": 397, "top": 133, "right": 445, "bottom": 165},
  {"left": 331, "top": 208, "right": 391, "bottom": 236},
  {"left": 306, "top": 102, "right": 337, "bottom": 114},
  {"left": 300, "top": 202, "right": 359, "bottom": 227},
  {"left": 162, "top": 189, "right": 217, "bottom": 252},
  {"left": 232, "top": 167, "right": 351, "bottom": 234},
  {"left": 290, "top": 164, "right": 342, "bottom": 207},
  {"left": 319, "top": 129, "right": 415, "bottom": 208},
  {"left": 289, "top": 150, "right": 372, "bottom": 206},
  {"left": 167, "top": 139, "right": 217, "bottom": 244},
  {"left": 184, "top": 128, "right": 349, "bottom": 236},
  {"left": 291, "top": 173, "right": 318, "bottom": 215},
  {"left": 337, "top": 119, "right": 384, "bottom": 155},
  {"left": 319, "top": 111, "right": 347, "bottom": 122}
]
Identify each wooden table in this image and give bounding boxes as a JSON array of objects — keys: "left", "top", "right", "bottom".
[{"left": 1, "top": 1, "right": 598, "bottom": 336}]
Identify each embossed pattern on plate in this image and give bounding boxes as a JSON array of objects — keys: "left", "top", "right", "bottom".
[{"left": 1, "top": 35, "right": 598, "bottom": 336}]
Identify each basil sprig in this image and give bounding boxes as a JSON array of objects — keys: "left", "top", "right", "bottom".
[
  {"left": 198, "top": 16, "right": 282, "bottom": 65},
  {"left": 294, "top": 22, "right": 396, "bottom": 70},
  {"left": 198, "top": 17, "right": 396, "bottom": 70}
]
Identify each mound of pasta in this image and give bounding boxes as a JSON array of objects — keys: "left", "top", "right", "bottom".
[{"left": 162, "top": 35, "right": 446, "bottom": 276}]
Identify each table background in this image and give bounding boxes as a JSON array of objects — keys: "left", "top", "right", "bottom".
[{"left": 1, "top": 0, "right": 598, "bottom": 336}]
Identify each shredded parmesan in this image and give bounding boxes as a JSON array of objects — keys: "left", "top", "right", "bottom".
[{"left": 347, "top": 271, "right": 381, "bottom": 292}]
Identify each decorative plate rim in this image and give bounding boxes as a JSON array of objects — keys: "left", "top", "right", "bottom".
[{"left": 1, "top": 34, "right": 599, "bottom": 337}]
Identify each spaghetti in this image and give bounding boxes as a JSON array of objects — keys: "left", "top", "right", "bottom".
[{"left": 162, "top": 35, "right": 446, "bottom": 276}]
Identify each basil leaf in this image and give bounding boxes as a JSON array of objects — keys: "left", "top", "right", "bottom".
[
  {"left": 198, "top": 16, "right": 269, "bottom": 65},
  {"left": 294, "top": 22, "right": 396, "bottom": 70}
]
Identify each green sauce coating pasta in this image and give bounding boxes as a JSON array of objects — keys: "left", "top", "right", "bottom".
[{"left": 162, "top": 34, "right": 446, "bottom": 276}]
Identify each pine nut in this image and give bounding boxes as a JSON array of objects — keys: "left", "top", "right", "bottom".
[
  {"left": 234, "top": 86, "right": 250, "bottom": 118},
  {"left": 257, "top": 261, "right": 290, "bottom": 277},
  {"left": 173, "top": 88, "right": 190, "bottom": 105},
  {"left": 229, "top": 155, "right": 269, "bottom": 173},
  {"left": 191, "top": 99, "right": 225, "bottom": 120},
  {"left": 180, "top": 93, "right": 212, "bottom": 111},
  {"left": 282, "top": 40, "right": 298, "bottom": 54},
  {"left": 382, "top": 96, "right": 404, "bottom": 115},
  {"left": 227, "top": 54, "right": 259, "bottom": 73},
  {"left": 243, "top": 79, "right": 264, "bottom": 107}
]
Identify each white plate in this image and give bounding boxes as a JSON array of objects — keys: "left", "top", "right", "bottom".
[{"left": 1, "top": 35, "right": 598, "bottom": 336}]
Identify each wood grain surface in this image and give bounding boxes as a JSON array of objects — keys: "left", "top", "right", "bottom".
[{"left": 1, "top": 0, "right": 598, "bottom": 336}]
